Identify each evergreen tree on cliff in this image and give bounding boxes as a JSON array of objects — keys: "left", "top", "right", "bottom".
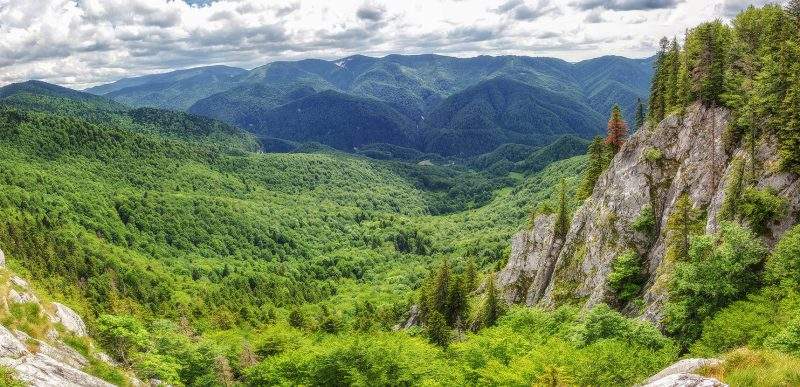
[
  {"left": 649, "top": 37, "right": 670, "bottom": 123},
  {"left": 555, "top": 178, "right": 570, "bottom": 238},
  {"left": 634, "top": 98, "right": 646, "bottom": 130},
  {"left": 605, "top": 105, "right": 628, "bottom": 153},
  {"left": 577, "top": 137, "right": 610, "bottom": 201}
]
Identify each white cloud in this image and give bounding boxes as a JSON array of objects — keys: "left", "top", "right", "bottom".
[{"left": 0, "top": 0, "right": 769, "bottom": 88}]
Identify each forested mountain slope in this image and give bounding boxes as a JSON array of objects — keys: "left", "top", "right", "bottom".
[
  {"left": 87, "top": 54, "right": 653, "bottom": 157},
  {"left": 84, "top": 65, "right": 247, "bottom": 111},
  {"left": 0, "top": 81, "right": 259, "bottom": 152}
]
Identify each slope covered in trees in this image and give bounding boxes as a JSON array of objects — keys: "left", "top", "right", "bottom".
[{"left": 89, "top": 54, "right": 653, "bottom": 158}]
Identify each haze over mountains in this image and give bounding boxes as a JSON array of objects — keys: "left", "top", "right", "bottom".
[{"left": 85, "top": 54, "right": 654, "bottom": 157}]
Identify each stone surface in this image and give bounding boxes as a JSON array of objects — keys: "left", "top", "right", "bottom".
[
  {"left": 644, "top": 358, "right": 722, "bottom": 384},
  {"left": 0, "top": 248, "right": 5, "bottom": 267},
  {"left": 12, "top": 330, "right": 88, "bottom": 370},
  {"left": 8, "top": 288, "right": 39, "bottom": 304},
  {"left": 50, "top": 303, "right": 88, "bottom": 337},
  {"left": 496, "top": 214, "right": 560, "bottom": 304},
  {"left": 10, "top": 276, "right": 29, "bottom": 288},
  {"left": 642, "top": 373, "right": 727, "bottom": 387},
  {"left": 496, "top": 103, "right": 799, "bottom": 321},
  {"left": 0, "top": 325, "right": 112, "bottom": 387},
  {"left": 1, "top": 353, "right": 114, "bottom": 387},
  {"left": 402, "top": 304, "right": 420, "bottom": 329}
]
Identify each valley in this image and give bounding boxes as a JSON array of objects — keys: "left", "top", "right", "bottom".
[{"left": 0, "top": 2, "right": 799, "bottom": 386}]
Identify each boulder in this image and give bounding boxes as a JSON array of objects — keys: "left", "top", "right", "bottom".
[
  {"left": 644, "top": 358, "right": 722, "bottom": 383},
  {"left": 0, "top": 248, "right": 5, "bottom": 267},
  {"left": 641, "top": 358, "right": 726, "bottom": 387},
  {"left": 642, "top": 373, "right": 727, "bottom": 387},
  {"left": 8, "top": 288, "right": 39, "bottom": 304},
  {"left": 50, "top": 303, "right": 88, "bottom": 337}
]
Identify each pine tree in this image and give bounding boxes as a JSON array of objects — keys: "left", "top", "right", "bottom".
[
  {"left": 634, "top": 98, "right": 645, "bottom": 130},
  {"left": 666, "top": 194, "right": 702, "bottom": 262},
  {"left": 481, "top": 273, "right": 504, "bottom": 327},
  {"left": 431, "top": 260, "right": 451, "bottom": 318},
  {"left": 464, "top": 258, "right": 478, "bottom": 292},
  {"left": 577, "top": 137, "right": 610, "bottom": 201},
  {"left": 425, "top": 310, "right": 451, "bottom": 347},
  {"left": 649, "top": 37, "right": 670, "bottom": 123},
  {"left": 447, "top": 275, "right": 468, "bottom": 328},
  {"left": 720, "top": 157, "right": 746, "bottom": 222},
  {"left": 554, "top": 179, "right": 570, "bottom": 238},
  {"left": 665, "top": 38, "right": 681, "bottom": 111},
  {"left": 605, "top": 104, "right": 628, "bottom": 153}
]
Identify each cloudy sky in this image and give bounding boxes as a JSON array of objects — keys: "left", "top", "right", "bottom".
[{"left": 0, "top": 0, "right": 778, "bottom": 89}]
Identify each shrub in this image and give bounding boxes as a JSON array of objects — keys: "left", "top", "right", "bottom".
[
  {"left": 767, "top": 313, "right": 800, "bottom": 356},
  {"left": 644, "top": 147, "right": 664, "bottom": 163},
  {"left": 690, "top": 291, "right": 799, "bottom": 356},
  {"left": 607, "top": 250, "right": 646, "bottom": 303},
  {"left": 631, "top": 205, "right": 657, "bottom": 237},
  {"left": 664, "top": 222, "right": 767, "bottom": 347},
  {"left": 95, "top": 314, "right": 150, "bottom": 365},
  {"left": 765, "top": 225, "right": 800, "bottom": 290},
  {"left": 737, "top": 187, "right": 787, "bottom": 234}
]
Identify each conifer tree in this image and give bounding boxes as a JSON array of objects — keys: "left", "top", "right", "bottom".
[
  {"left": 649, "top": 37, "right": 670, "bottom": 123},
  {"left": 788, "top": 0, "right": 800, "bottom": 20},
  {"left": 665, "top": 38, "right": 681, "bottom": 111},
  {"left": 431, "top": 260, "right": 451, "bottom": 318},
  {"left": 447, "top": 275, "right": 468, "bottom": 328},
  {"left": 577, "top": 137, "right": 610, "bottom": 201},
  {"left": 666, "top": 194, "right": 702, "bottom": 262},
  {"left": 464, "top": 258, "right": 478, "bottom": 292},
  {"left": 554, "top": 179, "right": 570, "bottom": 238},
  {"left": 634, "top": 98, "right": 645, "bottom": 130},
  {"left": 605, "top": 105, "right": 628, "bottom": 153},
  {"left": 425, "top": 310, "right": 451, "bottom": 347},
  {"left": 481, "top": 273, "right": 504, "bottom": 327}
]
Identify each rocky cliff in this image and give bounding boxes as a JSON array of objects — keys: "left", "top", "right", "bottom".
[
  {"left": 0, "top": 249, "right": 138, "bottom": 386},
  {"left": 497, "top": 103, "right": 800, "bottom": 322}
]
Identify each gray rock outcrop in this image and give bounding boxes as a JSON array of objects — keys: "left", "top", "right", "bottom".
[
  {"left": 642, "top": 358, "right": 723, "bottom": 385},
  {"left": 50, "top": 303, "right": 88, "bottom": 337},
  {"left": 497, "top": 103, "right": 800, "bottom": 321},
  {"left": 0, "top": 325, "right": 113, "bottom": 387},
  {"left": 642, "top": 373, "right": 727, "bottom": 387}
]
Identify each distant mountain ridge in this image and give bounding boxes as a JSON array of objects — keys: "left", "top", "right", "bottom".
[{"left": 85, "top": 54, "right": 654, "bottom": 157}]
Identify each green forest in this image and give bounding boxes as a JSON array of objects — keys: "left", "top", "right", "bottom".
[{"left": 0, "top": 3, "right": 799, "bottom": 386}]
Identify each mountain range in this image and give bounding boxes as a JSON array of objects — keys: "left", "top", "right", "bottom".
[{"left": 85, "top": 54, "right": 654, "bottom": 157}]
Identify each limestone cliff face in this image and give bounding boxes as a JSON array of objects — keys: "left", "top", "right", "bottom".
[{"left": 497, "top": 103, "right": 800, "bottom": 322}]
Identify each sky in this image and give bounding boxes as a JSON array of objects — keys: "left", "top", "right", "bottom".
[{"left": 0, "top": 0, "right": 780, "bottom": 89}]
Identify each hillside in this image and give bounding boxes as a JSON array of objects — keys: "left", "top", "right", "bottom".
[
  {"left": 0, "top": 81, "right": 259, "bottom": 152},
  {"left": 84, "top": 65, "right": 247, "bottom": 111},
  {"left": 423, "top": 78, "right": 603, "bottom": 156},
  {"left": 247, "top": 89, "right": 419, "bottom": 151},
  {"left": 90, "top": 54, "right": 653, "bottom": 157}
]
